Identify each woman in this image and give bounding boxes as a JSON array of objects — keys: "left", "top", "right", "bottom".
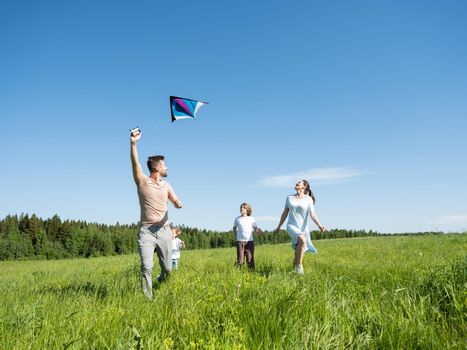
[{"left": 273, "top": 180, "right": 326, "bottom": 274}]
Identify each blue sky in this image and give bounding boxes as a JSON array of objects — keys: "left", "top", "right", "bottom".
[{"left": 1, "top": 0, "right": 466, "bottom": 233}]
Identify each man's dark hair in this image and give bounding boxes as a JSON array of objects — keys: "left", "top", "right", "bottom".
[{"left": 147, "top": 155, "right": 164, "bottom": 172}]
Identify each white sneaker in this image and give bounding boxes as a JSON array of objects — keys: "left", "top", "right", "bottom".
[{"left": 294, "top": 265, "right": 304, "bottom": 275}]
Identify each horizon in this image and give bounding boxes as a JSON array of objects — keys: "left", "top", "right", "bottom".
[{"left": 1, "top": 212, "right": 464, "bottom": 235}]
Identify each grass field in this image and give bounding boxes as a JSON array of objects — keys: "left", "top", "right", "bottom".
[{"left": 1, "top": 234, "right": 466, "bottom": 349}]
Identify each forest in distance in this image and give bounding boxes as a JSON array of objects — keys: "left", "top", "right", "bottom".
[{"left": 0, "top": 213, "right": 461, "bottom": 261}]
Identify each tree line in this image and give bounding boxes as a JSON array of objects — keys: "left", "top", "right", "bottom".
[{"left": 0, "top": 214, "right": 445, "bottom": 261}]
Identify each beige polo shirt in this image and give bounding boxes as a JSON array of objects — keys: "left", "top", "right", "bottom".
[{"left": 137, "top": 176, "right": 174, "bottom": 225}]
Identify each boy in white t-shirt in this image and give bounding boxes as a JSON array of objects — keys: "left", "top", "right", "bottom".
[
  {"left": 233, "top": 203, "right": 263, "bottom": 269},
  {"left": 171, "top": 227, "right": 185, "bottom": 271}
]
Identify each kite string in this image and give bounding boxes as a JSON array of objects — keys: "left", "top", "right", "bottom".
[{"left": 143, "top": 119, "right": 171, "bottom": 134}]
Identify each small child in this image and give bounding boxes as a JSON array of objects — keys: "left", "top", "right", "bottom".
[
  {"left": 171, "top": 227, "right": 185, "bottom": 271},
  {"left": 233, "top": 203, "right": 263, "bottom": 269}
]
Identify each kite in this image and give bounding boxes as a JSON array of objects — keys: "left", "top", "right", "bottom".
[
  {"left": 170, "top": 96, "right": 208, "bottom": 122},
  {"left": 129, "top": 96, "right": 208, "bottom": 135}
]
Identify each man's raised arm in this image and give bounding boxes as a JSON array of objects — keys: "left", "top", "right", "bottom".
[{"left": 130, "top": 130, "right": 145, "bottom": 186}]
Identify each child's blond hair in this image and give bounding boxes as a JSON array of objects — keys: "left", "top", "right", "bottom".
[{"left": 240, "top": 203, "right": 252, "bottom": 216}]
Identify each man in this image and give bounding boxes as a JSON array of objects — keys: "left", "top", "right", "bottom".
[{"left": 130, "top": 129, "right": 182, "bottom": 300}]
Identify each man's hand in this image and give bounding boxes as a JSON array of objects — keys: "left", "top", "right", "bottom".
[{"left": 130, "top": 128, "right": 142, "bottom": 143}]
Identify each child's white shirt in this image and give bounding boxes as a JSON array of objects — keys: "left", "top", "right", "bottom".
[
  {"left": 233, "top": 215, "right": 257, "bottom": 241},
  {"left": 172, "top": 237, "right": 183, "bottom": 259}
]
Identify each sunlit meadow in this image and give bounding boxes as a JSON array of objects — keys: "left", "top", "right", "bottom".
[{"left": 1, "top": 234, "right": 466, "bottom": 349}]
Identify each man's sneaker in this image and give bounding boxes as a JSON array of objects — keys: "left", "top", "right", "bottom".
[{"left": 294, "top": 265, "right": 304, "bottom": 275}]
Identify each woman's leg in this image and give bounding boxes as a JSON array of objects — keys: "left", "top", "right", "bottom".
[{"left": 293, "top": 235, "right": 306, "bottom": 267}]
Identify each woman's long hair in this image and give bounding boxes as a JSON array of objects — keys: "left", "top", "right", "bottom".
[{"left": 302, "top": 179, "right": 316, "bottom": 204}]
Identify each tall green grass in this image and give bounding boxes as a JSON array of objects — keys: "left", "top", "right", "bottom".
[{"left": 1, "top": 235, "right": 466, "bottom": 349}]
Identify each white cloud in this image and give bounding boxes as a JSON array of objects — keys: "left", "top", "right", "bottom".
[
  {"left": 430, "top": 214, "right": 467, "bottom": 225},
  {"left": 258, "top": 167, "right": 368, "bottom": 188}
]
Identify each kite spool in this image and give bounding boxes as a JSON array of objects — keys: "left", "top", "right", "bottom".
[{"left": 130, "top": 127, "right": 141, "bottom": 137}]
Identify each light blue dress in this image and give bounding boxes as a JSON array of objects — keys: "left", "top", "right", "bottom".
[{"left": 285, "top": 195, "right": 318, "bottom": 254}]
